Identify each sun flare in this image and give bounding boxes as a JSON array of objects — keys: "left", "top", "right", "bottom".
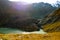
[{"left": 9, "top": 0, "right": 57, "bottom": 4}]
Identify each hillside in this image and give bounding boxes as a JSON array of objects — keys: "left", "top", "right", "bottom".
[{"left": 42, "top": 8, "right": 60, "bottom": 32}]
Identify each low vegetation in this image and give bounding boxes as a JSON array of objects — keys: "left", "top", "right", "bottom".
[{"left": 0, "top": 32, "right": 60, "bottom": 40}]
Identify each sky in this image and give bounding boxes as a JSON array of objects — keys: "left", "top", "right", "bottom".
[{"left": 9, "top": 0, "right": 60, "bottom": 4}]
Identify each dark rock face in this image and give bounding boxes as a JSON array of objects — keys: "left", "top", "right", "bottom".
[
  {"left": 0, "top": 1, "right": 42, "bottom": 32},
  {"left": 0, "top": 15, "right": 41, "bottom": 32},
  {"left": 0, "top": 8, "right": 41, "bottom": 32}
]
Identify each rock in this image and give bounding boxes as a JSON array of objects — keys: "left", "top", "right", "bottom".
[{"left": 42, "top": 8, "right": 60, "bottom": 32}]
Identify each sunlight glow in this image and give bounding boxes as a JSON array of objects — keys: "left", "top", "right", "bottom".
[{"left": 9, "top": 0, "right": 57, "bottom": 4}]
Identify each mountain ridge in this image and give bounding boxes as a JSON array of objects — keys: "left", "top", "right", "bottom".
[{"left": 42, "top": 8, "right": 60, "bottom": 32}]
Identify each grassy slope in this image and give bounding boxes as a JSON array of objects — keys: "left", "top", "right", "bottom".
[
  {"left": 42, "top": 8, "right": 60, "bottom": 32},
  {"left": 43, "top": 21, "right": 60, "bottom": 32}
]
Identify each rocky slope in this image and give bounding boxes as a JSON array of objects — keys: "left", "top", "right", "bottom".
[{"left": 42, "top": 8, "right": 60, "bottom": 32}]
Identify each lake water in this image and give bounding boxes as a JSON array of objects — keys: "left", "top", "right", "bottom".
[{"left": 0, "top": 28, "right": 46, "bottom": 34}]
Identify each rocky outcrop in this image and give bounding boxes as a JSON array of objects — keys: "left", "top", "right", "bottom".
[{"left": 42, "top": 8, "right": 60, "bottom": 32}]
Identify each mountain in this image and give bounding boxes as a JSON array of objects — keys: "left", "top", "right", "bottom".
[
  {"left": 29, "top": 2, "right": 56, "bottom": 19},
  {"left": 42, "top": 8, "right": 60, "bottom": 32},
  {"left": 0, "top": 0, "right": 59, "bottom": 32}
]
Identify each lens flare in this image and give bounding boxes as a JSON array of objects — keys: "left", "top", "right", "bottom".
[{"left": 9, "top": 0, "right": 57, "bottom": 4}]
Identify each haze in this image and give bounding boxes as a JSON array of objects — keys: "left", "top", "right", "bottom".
[{"left": 9, "top": 0, "right": 58, "bottom": 4}]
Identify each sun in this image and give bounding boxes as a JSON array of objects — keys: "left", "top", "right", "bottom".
[{"left": 9, "top": 0, "right": 41, "bottom": 4}]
